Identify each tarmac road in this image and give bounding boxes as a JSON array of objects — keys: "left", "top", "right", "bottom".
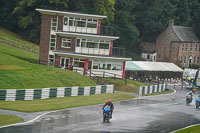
[{"left": 0, "top": 84, "right": 200, "bottom": 133}]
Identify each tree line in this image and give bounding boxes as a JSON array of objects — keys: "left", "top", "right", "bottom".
[{"left": 0, "top": 0, "right": 200, "bottom": 58}]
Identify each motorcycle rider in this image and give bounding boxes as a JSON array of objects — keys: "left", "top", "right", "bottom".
[
  {"left": 186, "top": 91, "right": 194, "bottom": 104},
  {"left": 103, "top": 99, "right": 114, "bottom": 118},
  {"left": 186, "top": 91, "right": 194, "bottom": 97}
]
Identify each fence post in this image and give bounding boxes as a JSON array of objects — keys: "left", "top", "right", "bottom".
[
  {"left": 83, "top": 68, "right": 85, "bottom": 75},
  {"left": 103, "top": 71, "right": 105, "bottom": 78},
  {"left": 114, "top": 74, "right": 116, "bottom": 80},
  {"left": 97, "top": 78, "right": 99, "bottom": 84},
  {"left": 89, "top": 69, "right": 91, "bottom": 77},
  {"left": 125, "top": 78, "right": 127, "bottom": 85}
]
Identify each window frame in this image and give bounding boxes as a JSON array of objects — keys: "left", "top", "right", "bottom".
[{"left": 61, "top": 38, "right": 72, "bottom": 48}]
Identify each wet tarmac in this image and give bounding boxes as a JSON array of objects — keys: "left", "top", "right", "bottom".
[{"left": 0, "top": 85, "right": 200, "bottom": 133}]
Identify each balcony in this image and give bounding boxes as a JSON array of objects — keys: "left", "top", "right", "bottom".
[
  {"left": 75, "top": 47, "right": 125, "bottom": 57},
  {"left": 112, "top": 47, "right": 125, "bottom": 57},
  {"left": 62, "top": 25, "right": 113, "bottom": 36}
]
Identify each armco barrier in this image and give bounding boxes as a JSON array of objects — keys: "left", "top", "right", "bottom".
[
  {"left": 0, "top": 85, "right": 114, "bottom": 101},
  {"left": 139, "top": 83, "right": 166, "bottom": 96}
]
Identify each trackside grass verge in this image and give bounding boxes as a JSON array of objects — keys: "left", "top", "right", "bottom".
[
  {"left": 175, "top": 124, "right": 200, "bottom": 133},
  {"left": 0, "top": 93, "right": 134, "bottom": 112},
  {"left": 99, "top": 78, "right": 149, "bottom": 93},
  {"left": 0, "top": 114, "right": 24, "bottom": 126},
  {"left": 0, "top": 44, "right": 96, "bottom": 89},
  {"left": 144, "top": 89, "right": 174, "bottom": 96}
]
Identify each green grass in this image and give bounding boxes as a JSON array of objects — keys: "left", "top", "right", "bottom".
[
  {"left": 175, "top": 125, "right": 200, "bottom": 133},
  {"left": 0, "top": 43, "right": 96, "bottom": 89},
  {"left": 0, "top": 114, "right": 24, "bottom": 126},
  {"left": 0, "top": 27, "right": 38, "bottom": 52},
  {"left": 0, "top": 93, "right": 134, "bottom": 112},
  {"left": 144, "top": 89, "right": 174, "bottom": 96},
  {"left": 100, "top": 78, "right": 149, "bottom": 93}
]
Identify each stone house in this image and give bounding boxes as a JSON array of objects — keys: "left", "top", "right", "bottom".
[{"left": 156, "top": 20, "right": 200, "bottom": 68}]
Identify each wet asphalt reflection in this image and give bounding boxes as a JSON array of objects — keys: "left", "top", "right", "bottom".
[{"left": 1, "top": 86, "right": 200, "bottom": 133}]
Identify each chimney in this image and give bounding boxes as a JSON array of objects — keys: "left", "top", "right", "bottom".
[{"left": 169, "top": 20, "right": 174, "bottom": 27}]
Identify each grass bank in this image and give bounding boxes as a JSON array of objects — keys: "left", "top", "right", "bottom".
[
  {"left": 0, "top": 44, "right": 96, "bottom": 89},
  {"left": 0, "top": 93, "right": 134, "bottom": 112},
  {"left": 0, "top": 114, "right": 24, "bottom": 126},
  {"left": 144, "top": 89, "right": 174, "bottom": 96},
  {"left": 175, "top": 125, "right": 200, "bottom": 133},
  {"left": 100, "top": 78, "right": 149, "bottom": 93},
  {"left": 0, "top": 27, "right": 38, "bottom": 51}
]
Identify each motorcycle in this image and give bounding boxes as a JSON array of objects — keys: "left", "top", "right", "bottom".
[
  {"left": 103, "top": 105, "right": 111, "bottom": 123},
  {"left": 196, "top": 98, "right": 200, "bottom": 109},
  {"left": 186, "top": 95, "right": 193, "bottom": 105}
]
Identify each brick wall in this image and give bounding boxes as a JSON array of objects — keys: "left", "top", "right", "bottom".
[
  {"left": 56, "top": 35, "right": 76, "bottom": 52},
  {"left": 178, "top": 43, "right": 200, "bottom": 67},
  {"left": 58, "top": 16, "right": 63, "bottom": 31},
  {"left": 156, "top": 21, "right": 180, "bottom": 62},
  {"left": 39, "top": 15, "right": 55, "bottom": 65}
]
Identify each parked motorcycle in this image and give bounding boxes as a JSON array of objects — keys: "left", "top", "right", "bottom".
[
  {"left": 186, "top": 95, "right": 193, "bottom": 105},
  {"left": 103, "top": 105, "right": 111, "bottom": 123}
]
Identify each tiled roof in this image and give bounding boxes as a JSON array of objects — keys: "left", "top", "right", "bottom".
[{"left": 173, "top": 26, "right": 200, "bottom": 42}]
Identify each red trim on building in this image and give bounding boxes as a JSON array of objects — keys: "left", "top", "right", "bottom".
[
  {"left": 97, "top": 19, "right": 101, "bottom": 35},
  {"left": 122, "top": 61, "right": 126, "bottom": 79},
  {"left": 84, "top": 59, "right": 89, "bottom": 76},
  {"left": 109, "top": 40, "right": 113, "bottom": 55}
]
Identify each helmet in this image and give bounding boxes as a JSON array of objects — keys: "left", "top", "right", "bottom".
[{"left": 108, "top": 99, "right": 112, "bottom": 102}]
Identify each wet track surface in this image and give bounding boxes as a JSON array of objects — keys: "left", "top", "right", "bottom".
[{"left": 1, "top": 85, "right": 200, "bottom": 133}]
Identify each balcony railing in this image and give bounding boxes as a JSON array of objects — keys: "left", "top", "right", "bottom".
[
  {"left": 75, "top": 47, "right": 125, "bottom": 57},
  {"left": 62, "top": 25, "right": 113, "bottom": 36},
  {"left": 112, "top": 47, "right": 125, "bottom": 57}
]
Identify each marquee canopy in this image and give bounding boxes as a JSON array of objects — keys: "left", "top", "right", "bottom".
[{"left": 126, "top": 61, "right": 183, "bottom": 72}]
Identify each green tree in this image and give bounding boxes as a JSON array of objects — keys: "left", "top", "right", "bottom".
[
  {"left": 190, "top": 0, "right": 200, "bottom": 38},
  {"left": 170, "top": 0, "right": 192, "bottom": 26},
  {"left": 0, "top": 0, "right": 19, "bottom": 32},
  {"left": 135, "top": 0, "right": 174, "bottom": 42},
  {"left": 113, "top": 0, "right": 139, "bottom": 52},
  {"left": 12, "top": 0, "right": 69, "bottom": 43},
  {"left": 94, "top": 0, "right": 115, "bottom": 25}
]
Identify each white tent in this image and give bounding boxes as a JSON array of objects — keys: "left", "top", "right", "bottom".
[{"left": 126, "top": 61, "right": 183, "bottom": 72}]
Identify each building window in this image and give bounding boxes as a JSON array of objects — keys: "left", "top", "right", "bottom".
[
  {"left": 63, "top": 17, "right": 68, "bottom": 25},
  {"left": 197, "top": 57, "right": 200, "bottom": 64},
  {"left": 92, "top": 60, "right": 122, "bottom": 70},
  {"left": 48, "top": 55, "right": 54, "bottom": 66},
  {"left": 76, "top": 39, "right": 81, "bottom": 47},
  {"left": 182, "top": 44, "right": 184, "bottom": 51},
  {"left": 87, "top": 19, "right": 97, "bottom": 28},
  {"left": 99, "top": 40, "right": 109, "bottom": 49},
  {"left": 199, "top": 44, "right": 200, "bottom": 51},
  {"left": 185, "top": 44, "right": 188, "bottom": 51},
  {"left": 62, "top": 38, "right": 71, "bottom": 48},
  {"left": 147, "top": 54, "right": 150, "bottom": 59},
  {"left": 190, "top": 44, "right": 192, "bottom": 52},
  {"left": 49, "top": 35, "right": 56, "bottom": 50},
  {"left": 195, "top": 44, "right": 198, "bottom": 51},
  {"left": 194, "top": 56, "right": 196, "bottom": 64},
  {"left": 76, "top": 18, "right": 86, "bottom": 27},
  {"left": 76, "top": 39, "right": 109, "bottom": 49},
  {"left": 73, "top": 58, "right": 84, "bottom": 68},
  {"left": 184, "top": 56, "right": 186, "bottom": 63},
  {"left": 51, "top": 18, "right": 57, "bottom": 31},
  {"left": 180, "top": 56, "right": 183, "bottom": 64}
]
